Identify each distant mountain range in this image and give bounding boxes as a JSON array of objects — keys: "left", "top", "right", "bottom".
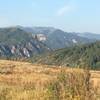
[
  {"left": 0, "top": 26, "right": 100, "bottom": 58},
  {"left": 19, "top": 26, "right": 97, "bottom": 49},
  {"left": 77, "top": 32, "right": 100, "bottom": 40}
]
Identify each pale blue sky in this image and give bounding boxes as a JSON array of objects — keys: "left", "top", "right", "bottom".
[{"left": 0, "top": 0, "right": 100, "bottom": 33}]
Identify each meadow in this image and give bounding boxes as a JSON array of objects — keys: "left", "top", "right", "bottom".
[{"left": 0, "top": 60, "right": 99, "bottom": 100}]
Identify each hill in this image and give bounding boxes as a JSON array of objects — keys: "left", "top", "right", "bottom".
[
  {"left": 33, "top": 41, "right": 100, "bottom": 70},
  {"left": 0, "top": 27, "right": 50, "bottom": 58}
]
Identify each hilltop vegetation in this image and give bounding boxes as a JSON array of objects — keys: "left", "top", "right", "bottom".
[
  {"left": 0, "top": 27, "right": 32, "bottom": 45},
  {"left": 33, "top": 41, "right": 100, "bottom": 70}
]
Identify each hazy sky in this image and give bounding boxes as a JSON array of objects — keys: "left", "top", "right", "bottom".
[{"left": 0, "top": 0, "right": 100, "bottom": 33}]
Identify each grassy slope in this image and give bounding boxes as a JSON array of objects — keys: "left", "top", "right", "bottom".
[{"left": 0, "top": 60, "right": 99, "bottom": 99}]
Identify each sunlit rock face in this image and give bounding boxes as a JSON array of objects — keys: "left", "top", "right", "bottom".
[
  {"left": 72, "top": 39, "right": 77, "bottom": 44},
  {"left": 23, "top": 48, "right": 30, "bottom": 57},
  {"left": 33, "top": 34, "right": 47, "bottom": 42},
  {"left": 11, "top": 46, "right": 16, "bottom": 54},
  {"left": 0, "top": 42, "right": 50, "bottom": 58}
]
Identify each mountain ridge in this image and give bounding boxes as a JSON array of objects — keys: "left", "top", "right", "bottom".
[
  {"left": 19, "top": 26, "right": 96, "bottom": 49},
  {"left": 0, "top": 26, "right": 99, "bottom": 59}
]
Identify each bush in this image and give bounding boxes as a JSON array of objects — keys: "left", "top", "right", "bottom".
[{"left": 46, "top": 69, "right": 95, "bottom": 100}]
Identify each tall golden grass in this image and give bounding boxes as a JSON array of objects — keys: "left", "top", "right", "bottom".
[{"left": 0, "top": 60, "right": 99, "bottom": 100}]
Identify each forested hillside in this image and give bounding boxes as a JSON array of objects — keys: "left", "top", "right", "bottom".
[
  {"left": 0, "top": 28, "right": 50, "bottom": 58},
  {"left": 33, "top": 41, "right": 100, "bottom": 70}
]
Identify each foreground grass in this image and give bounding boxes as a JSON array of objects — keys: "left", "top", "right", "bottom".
[{"left": 0, "top": 60, "right": 99, "bottom": 100}]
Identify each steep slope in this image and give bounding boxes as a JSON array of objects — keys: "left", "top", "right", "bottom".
[
  {"left": 0, "top": 27, "right": 50, "bottom": 58},
  {"left": 20, "top": 26, "right": 94, "bottom": 49},
  {"left": 34, "top": 41, "right": 100, "bottom": 69}
]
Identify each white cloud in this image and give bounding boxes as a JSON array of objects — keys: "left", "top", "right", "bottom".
[{"left": 57, "top": 5, "right": 73, "bottom": 16}]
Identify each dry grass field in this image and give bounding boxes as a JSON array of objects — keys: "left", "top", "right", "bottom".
[{"left": 0, "top": 60, "right": 99, "bottom": 100}]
